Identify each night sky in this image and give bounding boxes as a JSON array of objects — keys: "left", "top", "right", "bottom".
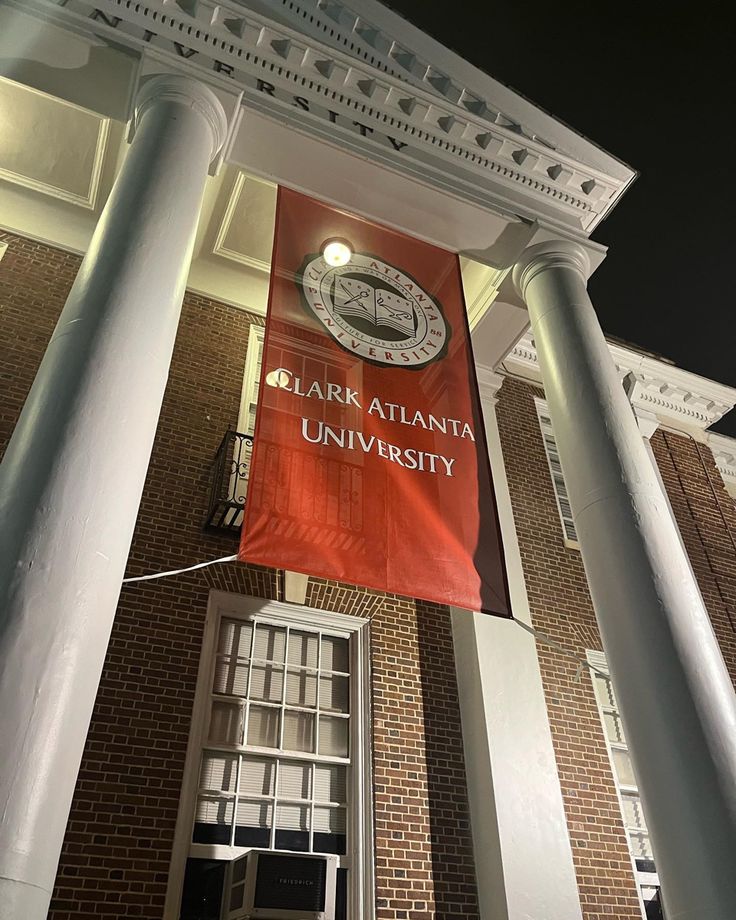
[{"left": 385, "top": 2, "right": 736, "bottom": 436}]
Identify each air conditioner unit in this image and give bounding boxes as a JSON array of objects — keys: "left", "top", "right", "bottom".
[{"left": 227, "top": 850, "right": 338, "bottom": 920}]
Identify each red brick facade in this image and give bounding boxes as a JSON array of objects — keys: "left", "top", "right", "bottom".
[{"left": 3, "top": 231, "right": 736, "bottom": 920}]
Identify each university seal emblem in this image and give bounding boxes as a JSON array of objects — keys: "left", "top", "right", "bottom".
[{"left": 298, "top": 252, "right": 450, "bottom": 369}]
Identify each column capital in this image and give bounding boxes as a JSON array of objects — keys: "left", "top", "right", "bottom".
[
  {"left": 512, "top": 240, "right": 591, "bottom": 299},
  {"left": 134, "top": 74, "right": 229, "bottom": 162}
]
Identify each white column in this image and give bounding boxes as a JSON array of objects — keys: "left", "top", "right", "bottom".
[
  {"left": 513, "top": 241, "right": 736, "bottom": 920},
  {"left": 0, "top": 75, "right": 227, "bottom": 919},
  {"left": 452, "top": 369, "right": 583, "bottom": 920}
]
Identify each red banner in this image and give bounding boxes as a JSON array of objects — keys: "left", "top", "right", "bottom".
[{"left": 239, "top": 188, "right": 510, "bottom": 616}]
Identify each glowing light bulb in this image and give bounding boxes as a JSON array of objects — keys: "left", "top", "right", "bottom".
[{"left": 322, "top": 238, "right": 352, "bottom": 267}]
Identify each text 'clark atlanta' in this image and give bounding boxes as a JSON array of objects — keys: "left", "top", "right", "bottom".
[{"left": 267, "top": 367, "right": 476, "bottom": 477}]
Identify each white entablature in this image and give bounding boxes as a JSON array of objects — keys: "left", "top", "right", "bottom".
[
  {"left": 12, "top": 0, "right": 635, "bottom": 235},
  {"left": 502, "top": 329, "right": 736, "bottom": 435},
  {"left": 708, "top": 432, "right": 736, "bottom": 496}
]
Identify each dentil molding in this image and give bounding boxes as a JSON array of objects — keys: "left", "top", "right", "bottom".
[
  {"left": 708, "top": 432, "right": 736, "bottom": 493},
  {"left": 503, "top": 330, "right": 736, "bottom": 434}
]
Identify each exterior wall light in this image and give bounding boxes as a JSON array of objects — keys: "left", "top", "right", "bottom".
[{"left": 322, "top": 238, "right": 353, "bottom": 267}]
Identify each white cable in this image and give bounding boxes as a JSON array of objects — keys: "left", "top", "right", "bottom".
[
  {"left": 513, "top": 616, "right": 608, "bottom": 679},
  {"left": 122, "top": 554, "right": 237, "bottom": 584},
  {"left": 124, "top": 557, "right": 605, "bottom": 682}
]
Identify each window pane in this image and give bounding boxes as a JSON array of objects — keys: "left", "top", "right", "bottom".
[
  {"left": 278, "top": 761, "right": 311, "bottom": 800},
  {"left": 200, "top": 751, "right": 238, "bottom": 793},
  {"left": 622, "top": 793, "right": 646, "bottom": 830},
  {"left": 283, "top": 710, "right": 315, "bottom": 753},
  {"left": 288, "top": 630, "right": 318, "bottom": 667},
  {"left": 250, "top": 664, "right": 284, "bottom": 702},
  {"left": 320, "top": 674, "right": 349, "bottom": 713},
  {"left": 314, "top": 805, "right": 345, "bottom": 833},
  {"left": 642, "top": 887, "right": 665, "bottom": 920},
  {"left": 247, "top": 705, "right": 280, "bottom": 748},
  {"left": 612, "top": 747, "right": 637, "bottom": 787},
  {"left": 253, "top": 624, "right": 286, "bottom": 662},
  {"left": 213, "top": 657, "right": 249, "bottom": 697},
  {"left": 235, "top": 799, "right": 272, "bottom": 847},
  {"left": 193, "top": 796, "right": 233, "bottom": 844},
  {"left": 629, "top": 830, "right": 654, "bottom": 860},
  {"left": 286, "top": 670, "right": 317, "bottom": 708},
  {"left": 239, "top": 756, "right": 275, "bottom": 796},
  {"left": 218, "top": 619, "right": 253, "bottom": 658},
  {"left": 321, "top": 636, "right": 349, "bottom": 673},
  {"left": 314, "top": 806, "right": 347, "bottom": 855},
  {"left": 314, "top": 764, "right": 346, "bottom": 804},
  {"left": 603, "top": 710, "right": 625, "bottom": 744},
  {"left": 208, "top": 701, "right": 243, "bottom": 745},
  {"left": 275, "top": 803, "right": 309, "bottom": 851},
  {"left": 319, "top": 716, "right": 349, "bottom": 757},
  {"left": 593, "top": 672, "right": 616, "bottom": 709}
]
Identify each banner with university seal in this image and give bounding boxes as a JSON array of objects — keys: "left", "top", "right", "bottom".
[{"left": 239, "top": 188, "right": 510, "bottom": 616}]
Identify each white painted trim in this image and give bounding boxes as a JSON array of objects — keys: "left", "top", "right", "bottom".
[
  {"left": 18, "top": 0, "right": 634, "bottom": 233},
  {"left": 534, "top": 397, "right": 580, "bottom": 549},
  {"left": 708, "top": 431, "right": 736, "bottom": 496},
  {"left": 505, "top": 330, "right": 736, "bottom": 433},
  {"left": 451, "top": 388, "right": 583, "bottom": 920},
  {"left": 212, "top": 171, "right": 274, "bottom": 273},
  {"left": 236, "top": 324, "right": 265, "bottom": 434},
  {"left": 163, "top": 592, "right": 374, "bottom": 920}
]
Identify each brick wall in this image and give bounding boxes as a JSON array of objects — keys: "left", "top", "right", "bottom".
[
  {"left": 0, "top": 232, "right": 477, "bottom": 920},
  {"left": 495, "top": 375, "right": 736, "bottom": 920}
]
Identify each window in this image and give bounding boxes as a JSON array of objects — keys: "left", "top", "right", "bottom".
[
  {"left": 588, "top": 651, "right": 666, "bottom": 919},
  {"left": 534, "top": 398, "right": 579, "bottom": 547},
  {"left": 167, "top": 595, "right": 372, "bottom": 920},
  {"left": 237, "top": 325, "right": 265, "bottom": 436}
]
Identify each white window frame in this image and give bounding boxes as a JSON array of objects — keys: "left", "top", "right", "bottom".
[
  {"left": 164, "top": 592, "right": 374, "bottom": 920},
  {"left": 237, "top": 325, "right": 265, "bottom": 435},
  {"left": 587, "top": 649, "right": 660, "bottom": 919},
  {"left": 534, "top": 397, "right": 580, "bottom": 549}
]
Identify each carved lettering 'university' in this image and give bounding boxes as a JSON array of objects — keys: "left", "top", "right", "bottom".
[{"left": 86, "top": 8, "right": 410, "bottom": 155}]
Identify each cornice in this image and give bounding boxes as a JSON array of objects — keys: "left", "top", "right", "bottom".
[
  {"left": 24, "top": 0, "right": 633, "bottom": 233},
  {"left": 475, "top": 366, "right": 505, "bottom": 404},
  {"left": 708, "top": 432, "right": 736, "bottom": 485},
  {"left": 503, "top": 331, "right": 736, "bottom": 433}
]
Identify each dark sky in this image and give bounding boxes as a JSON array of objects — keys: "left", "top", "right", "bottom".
[{"left": 385, "top": 1, "right": 736, "bottom": 436}]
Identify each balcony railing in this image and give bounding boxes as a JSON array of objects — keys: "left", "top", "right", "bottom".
[{"left": 205, "top": 431, "right": 254, "bottom": 532}]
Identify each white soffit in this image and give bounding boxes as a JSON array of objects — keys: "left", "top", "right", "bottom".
[
  {"left": 502, "top": 330, "right": 736, "bottom": 433},
  {"left": 187, "top": 166, "right": 273, "bottom": 314},
  {"left": 212, "top": 171, "right": 277, "bottom": 272},
  {"left": 13, "top": 0, "right": 636, "bottom": 237},
  {"left": 0, "top": 76, "right": 109, "bottom": 209}
]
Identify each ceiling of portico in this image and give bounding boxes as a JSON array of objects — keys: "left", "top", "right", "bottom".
[{"left": 0, "top": 67, "right": 509, "bottom": 327}]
